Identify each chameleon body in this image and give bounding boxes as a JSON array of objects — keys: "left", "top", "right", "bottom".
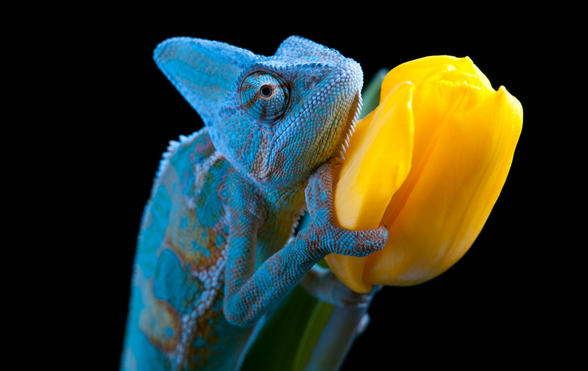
[{"left": 121, "top": 36, "right": 388, "bottom": 371}]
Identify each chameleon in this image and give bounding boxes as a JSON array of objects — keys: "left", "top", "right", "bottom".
[{"left": 121, "top": 36, "right": 388, "bottom": 371}]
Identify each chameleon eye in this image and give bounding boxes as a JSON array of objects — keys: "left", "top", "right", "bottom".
[{"left": 240, "top": 72, "right": 289, "bottom": 121}]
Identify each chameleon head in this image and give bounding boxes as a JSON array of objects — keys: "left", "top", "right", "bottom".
[{"left": 154, "top": 36, "right": 363, "bottom": 187}]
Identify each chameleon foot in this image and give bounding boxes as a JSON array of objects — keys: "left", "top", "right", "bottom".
[{"left": 302, "top": 162, "right": 388, "bottom": 257}]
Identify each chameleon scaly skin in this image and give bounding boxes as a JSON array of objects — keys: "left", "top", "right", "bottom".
[{"left": 121, "top": 36, "right": 388, "bottom": 371}]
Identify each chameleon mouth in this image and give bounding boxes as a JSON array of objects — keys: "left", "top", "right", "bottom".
[{"left": 332, "top": 91, "right": 362, "bottom": 162}]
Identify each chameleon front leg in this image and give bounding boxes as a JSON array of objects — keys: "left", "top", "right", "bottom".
[{"left": 223, "top": 163, "right": 388, "bottom": 327}]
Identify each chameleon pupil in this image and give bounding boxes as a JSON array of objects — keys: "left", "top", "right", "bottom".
[{"left": 260, "top": 85, "right": 272, "bottom": 98}]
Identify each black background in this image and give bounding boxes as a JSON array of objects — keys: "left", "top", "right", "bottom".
[{"left": 80, "top": 5, "right": 576, "bottom": 370}]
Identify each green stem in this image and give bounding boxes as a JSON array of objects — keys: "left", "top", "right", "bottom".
[{"left": 301, "top": 289, "right": 377, "bottom": 371}]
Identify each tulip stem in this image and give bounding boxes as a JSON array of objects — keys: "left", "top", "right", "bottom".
[{"left": 302, "top": 287, "right": 378, "bottom": 371}]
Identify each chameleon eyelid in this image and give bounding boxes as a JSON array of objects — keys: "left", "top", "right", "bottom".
[{"left": 239, "top": 71, "right": 290, "bottom": 123}]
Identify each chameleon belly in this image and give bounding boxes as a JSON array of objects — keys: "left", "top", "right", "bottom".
[{"left": 122, "top": 129, "right": 253, "bottom": 370}]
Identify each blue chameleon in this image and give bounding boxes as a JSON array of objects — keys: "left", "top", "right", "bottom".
[{"left": 121, "top": 36, "right": 388, "bottom": 371}]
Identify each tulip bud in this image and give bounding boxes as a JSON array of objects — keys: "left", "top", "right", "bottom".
[{"left": 326, "top": 56, "right": 523, "bottom": 293}]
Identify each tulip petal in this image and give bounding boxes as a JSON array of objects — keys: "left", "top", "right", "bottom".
[
  {"left": 326, "top": 82, "right": 415, "bottom": 293},
  {"left": 363, "top": 84, "right": 522, "bottom": 286},
  {"left": 379, "top": 67, "right": 490, "bottom": 235},
  {"left": 381, "top": 56, "right": 494, "bottom": 102}
]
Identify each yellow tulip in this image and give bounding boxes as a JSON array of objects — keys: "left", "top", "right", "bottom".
[{"left": 326, "top": 56, "right": 523, "bottom": 293}]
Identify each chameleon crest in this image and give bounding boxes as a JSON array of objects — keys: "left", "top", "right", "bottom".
[{"left": 122, "top": 36, "right": 387, "bottom": 371}]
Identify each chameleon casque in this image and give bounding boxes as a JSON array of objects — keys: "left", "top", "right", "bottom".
[{"left": 121, "top": 36, "right": 388, "bottom": 371}]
